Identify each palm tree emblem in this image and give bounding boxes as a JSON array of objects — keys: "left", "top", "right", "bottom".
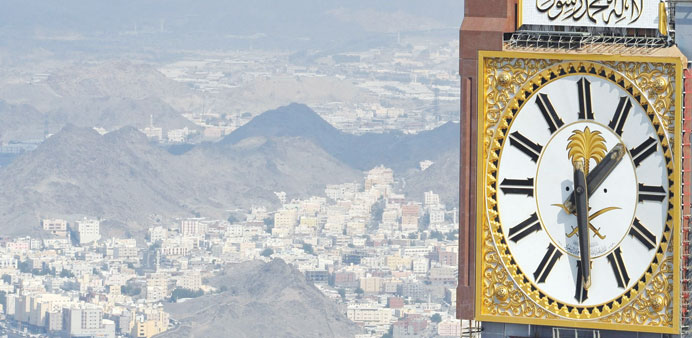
[{"left": 567, "top": 126, "right": 607, "bottom": 175}]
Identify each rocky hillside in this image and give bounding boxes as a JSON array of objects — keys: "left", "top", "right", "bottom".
[
  {"left": 0, "top": 103, "right": 459, "bottom": 236},
  {"left": 162, "top": 259, "right": 361, "bottom": 338},
  {"left": 0, "top": 125, "right": 359, "bottom": 236},
  {"left": 0, "top": 61, "right": 201, "bottom": 141},
  {"left": 404, "top": 148, "right": 459, "bottom": 208}
]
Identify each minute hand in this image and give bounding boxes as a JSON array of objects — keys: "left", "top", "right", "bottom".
[
  {"left": 564, "top": 143, "right": 626, "bottom": 214},
  {"left": 574, "top": 160, "right": 591, "bottom": 289}
]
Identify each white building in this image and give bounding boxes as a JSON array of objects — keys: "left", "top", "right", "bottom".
[
  {"left": 226, "top": 224, "right": 243, "bottom": 238},
  {"left": 274, "top": 191, "right": 287, "bottom": 204},
  {"left": 419, "top": 160, "right": 434, "bottom": 171},
  {"left": 146, "top": 273, "right": 168, "bottom": 303},
  {"left": 176, "top": 272, "right": 202, "bottom": 291},
  {"left": 76, "top": 218, "right": 101, "bottom": 245},
  {"left": 424, "top": 191, "right": 440, "bottom": 206},
  {"left": 145, "top": 286, "right": 166, "bottom": 303},
  {"left": 167, "top": 127, "right": 189, "bottom": 143},
  {"left": 274, "top": 209, "right": 297, "bottom": 229},
  {"left": 412, "top": 257, "right": 430, "bottom": 274},
  {"left": 180, "top": 219, "right": 204, "bottom": 237},
  {"left": 148, "top": 226, "right": 168, "bottom": 243},
  {"left": 0, "top": 254, "right": 17, "bottom": 269},
  {"left": 430, "top": 208, "right": 445, "bottom": 225},
  {"left": 160, "top": 237, "right": 194, "bottom": 257},
  {"left": 365, "top": 166, "right": 394, "bottom": 190},
  {"left": 438, "top": 319, "right": 462, "bottom": 337},
  {"left": 347, "top": 304, "right": 393, "bottom": 326},
  {"left": 62, "top": 305, "right": 115, "bottom": 338},
  {"left": 142, "top": 126, "right": 163, "bottom": 142}
]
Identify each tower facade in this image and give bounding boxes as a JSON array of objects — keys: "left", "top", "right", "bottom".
[{"left": 459, "top": 1, "right": 692, "bottom": 336}]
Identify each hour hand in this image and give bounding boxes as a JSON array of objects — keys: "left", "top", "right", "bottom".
[
  {"left": 563, "top": 143, "right": 626, "bottom": 214},
  {"left": 573, "top": 159, "right": 591, "bottom": 289}
]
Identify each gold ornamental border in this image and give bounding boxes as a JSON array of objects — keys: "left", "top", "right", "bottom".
[{"left": 475, "top": 52, "right": 682, "bottom": 334}]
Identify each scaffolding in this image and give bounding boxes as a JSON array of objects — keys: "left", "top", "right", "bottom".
[
  {"left": 506, "top": 0, "right": 676, "bottom": 51},
  {"left": 504, "top": 30, "right": 670, "bottom": 52}
]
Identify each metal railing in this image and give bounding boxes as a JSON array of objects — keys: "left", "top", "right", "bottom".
[{"left": 504, "top": 30, "right": 671, "bottom": 50}]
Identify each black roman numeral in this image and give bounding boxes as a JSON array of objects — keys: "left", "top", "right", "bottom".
[
  {"left": 608, "top": 97, "right": 632, "bottom": 136},
  {"left": 509, "top": 131, "right": 543, "bottom": 162},
  {"left": 629, "top": 218, "right": 657, "bottom": 250},
  {"left": 630, "top": 137, "right": 657, "bottom": 167},
  {"left": 508, "top": 213, "right": 541, "bottom": 243},
  {"left": 499, "top": 178, "right": 534, "bottom": 197},
  {"left": 638, "top": 183, "right": 666, "bottom": 203},
  {"left": 536, "top": 93, "right": 564, "bottom": 134},
  {"left": 575, "top": 260, "right": 589, "bottom": 303},
  {"left": 534, "top": 243, "right": 562, "bottom": 283},
  {"left": 607, "top": 247, "right": 630, "bottom": 288},
  {"left": 577, "top": 78, "right": 593, "bottom": 120}
]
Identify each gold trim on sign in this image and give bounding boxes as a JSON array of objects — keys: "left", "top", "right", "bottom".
[
  {"left": 475, "top": 51, "right": 682, "bottom": 334},
  {"left": 489, "top": 62, "right": 673, "bottom": 318}
]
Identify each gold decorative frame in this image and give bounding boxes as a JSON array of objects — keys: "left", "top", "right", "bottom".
[{"left": 475, "top": 51, "right": 682, "bottom": 334}]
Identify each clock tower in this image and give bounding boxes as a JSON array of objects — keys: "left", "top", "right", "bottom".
[{"left": 459, "top": 0, "right": 692, "bottom": 336}]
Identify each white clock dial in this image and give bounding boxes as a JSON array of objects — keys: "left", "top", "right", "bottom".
[{"left": 495, "top": 74, "right": 669, "bottom": 308}]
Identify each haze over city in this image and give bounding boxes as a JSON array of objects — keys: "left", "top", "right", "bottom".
[{"left": 0, "top": 1, "right": 464, "bottom": 338}]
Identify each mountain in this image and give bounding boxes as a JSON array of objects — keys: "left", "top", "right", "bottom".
[
  {"left": 0, "top": 61, "right": 201, "bottom": 140},
  {"left": 220, "top": 103, "right": 459, "bottom": 172},
  {"left": 48, "top": 96, "right": 198, "bottom": 133},
  {"left": 404, "top": 148, "right": 459, "bottom": 208},
  {"left": 0, "top": 103, "right": 459, "bottom": 236},
  {"left": 0, "top": 100, "right": 47, "bottom": 142},
  {"left": 0, "top": 125, "right": 359, "bottom": 236},
  {"left": 162, "top": 259, "right": 361, "bottom": 338}
]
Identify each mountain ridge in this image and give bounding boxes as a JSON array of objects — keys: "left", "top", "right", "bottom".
[
  {"left": 163, "top": 259, "right": 361, "bottom": 338},
  {"left": 0, "top": 123, "right": 360, "bottom": 236},
  {"left": 220, "top": 103, "right": 459, "bottom": 172},
  {"left": 0, "top": 103, "right": 459, "bottom": 236}
]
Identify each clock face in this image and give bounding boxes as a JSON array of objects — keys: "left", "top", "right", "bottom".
[{"left": 491, "top": 70, "right": 673, "bottom": 311}]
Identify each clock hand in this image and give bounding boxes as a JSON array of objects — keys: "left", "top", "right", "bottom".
[
  {"left": 573, "top": 159, "right": 591, "bottom": 289},
  {"left": 563, "top": 143, "right": 626, "bottom": 215}
]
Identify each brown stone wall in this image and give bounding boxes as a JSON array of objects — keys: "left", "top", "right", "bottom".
[{"left": 458, "top": 0, "right": 517, "bottom": 321}]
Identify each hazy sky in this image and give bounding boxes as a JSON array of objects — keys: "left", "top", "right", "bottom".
[{"left": 0, "top": 1, "right": 464, "bottom": 55}]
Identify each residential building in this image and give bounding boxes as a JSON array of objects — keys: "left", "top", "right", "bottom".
[
  {"left": 401, "top": 204, "right": 420, "bottom": 231},
  {"left": 76, "top": 218, "right": 101, "bottom": 245},
  {"left": 180, "top": 219, "right": 204, "bottom": 237},
  {"left": 175, "top": 272, "right": 202, "bottom": 291},
  {"left": 360, "top": 276, "right": 382, "bottom": 293},
  {"left": 62, "top": 305, "right": 116, "bottom": 338},
  {"left": 42, "top": 219, "right": 68, "bottom": 237},
  {"left": 438, "top": 319, "right": 461, "bottom": 337},
  {"left": 423, "top": 191, "right": 440, "bottom": 206},
  {"left": 347, "top": 304, "right": 393, "bottom": 326}
]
